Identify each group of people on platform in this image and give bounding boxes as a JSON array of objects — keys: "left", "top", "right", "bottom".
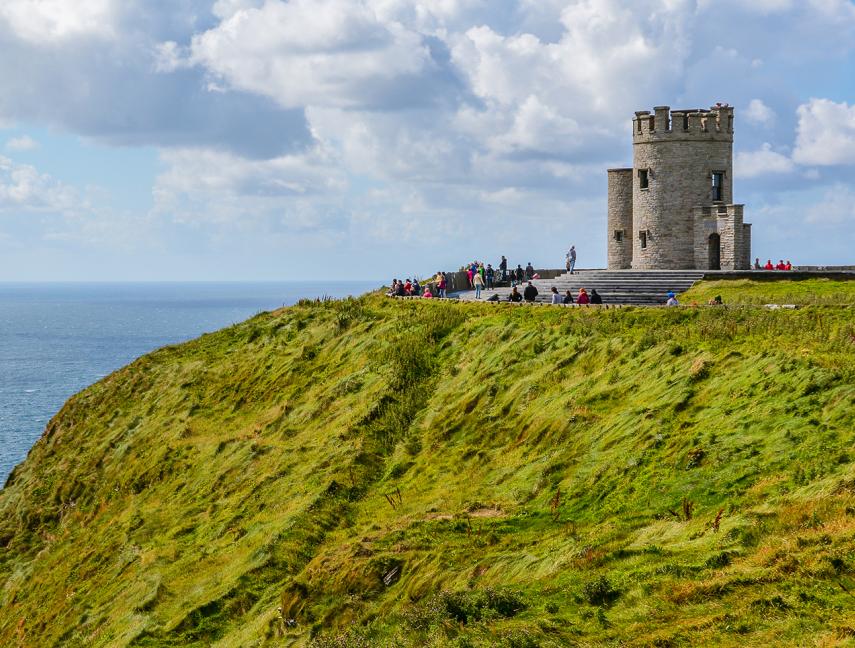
[
  {"left": 387, "top": 274, "right": 450, "bottom": 299},
  {"left": 755, "top": 258, "right": 793, "bottom": 271},
  {"left": 502, "top": 282, "right": 602, "bottom": 306}
]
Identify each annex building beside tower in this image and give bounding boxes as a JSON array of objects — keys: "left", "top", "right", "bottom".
[{"left": 607, "top": 104, "right": 751, "bottom": 270}]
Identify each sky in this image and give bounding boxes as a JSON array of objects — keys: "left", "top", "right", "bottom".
[{"left": 0, "top": 0, "right": 853, "bottom": 281}]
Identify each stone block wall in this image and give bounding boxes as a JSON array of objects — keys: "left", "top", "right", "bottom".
[
  {"left": 607, "top": 168, "right": 633, "bottom": 269},
  {"left": 692, "top": 204, "right": 750, "bottom": 270}
]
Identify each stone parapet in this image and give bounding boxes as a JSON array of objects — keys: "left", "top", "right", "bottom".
[{"left": 633, "top": 105, "right": 734, "bottom": 144}]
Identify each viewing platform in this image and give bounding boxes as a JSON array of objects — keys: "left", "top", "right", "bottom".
[{"left": 453, "top": 269, "right": 855, "bottom": 306}]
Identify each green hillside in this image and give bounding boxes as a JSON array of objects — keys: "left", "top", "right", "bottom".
[{"left": 2, "top": 281, "right": 855, "bottom": 647}]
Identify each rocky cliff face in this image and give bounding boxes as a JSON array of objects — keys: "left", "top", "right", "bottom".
[{"left": 1, "top": 290, "right": 854, "bottom": 647}]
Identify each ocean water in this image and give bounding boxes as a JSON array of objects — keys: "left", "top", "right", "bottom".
[{"left": 0, "top": 281, "right": 378, "bottom": 484}]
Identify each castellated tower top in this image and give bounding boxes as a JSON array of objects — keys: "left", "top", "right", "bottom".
[{"left": 632, "top": 104, "right": 734, "bottom": 143}]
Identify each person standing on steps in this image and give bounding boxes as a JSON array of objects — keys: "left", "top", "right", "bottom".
[
  {"left": 486, "top": 264, "right": 495, "bottom": 290},
  {"left": 524, "top": 281, "right": 539, "bottom": 303},
  {"left": 473, "top": 271, "right": 485, "bottom": 299},
  {"left": 566, "top": 245, "right": 577, "bottom": 274},
  {"left": 515, "top": 264, "right": 525, "bottom": 286},
  {"left": 525, "top": 262, "right": 534, "bottom": 281},
  {"left": 499, "top": 255, "right": 508, "bottom": 282}
]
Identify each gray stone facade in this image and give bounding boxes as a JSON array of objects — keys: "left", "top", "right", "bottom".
[{"left": 607, "top": 104, "right": 751, "bottom": 270}]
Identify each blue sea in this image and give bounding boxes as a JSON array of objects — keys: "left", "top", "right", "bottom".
[{"left": 0, "top": 281, "right": 378, "bottom": 484}]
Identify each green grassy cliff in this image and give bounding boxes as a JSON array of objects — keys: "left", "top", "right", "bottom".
[{"left": 1, "top": 281, "right": 855, "bottom": 647}]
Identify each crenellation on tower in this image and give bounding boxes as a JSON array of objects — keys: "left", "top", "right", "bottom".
[
  {"left": 607, "top": 102, "right": 751, "bottom": 270},
  {"left": 653, "top": 106, "right": 670, "bottom": 132}
]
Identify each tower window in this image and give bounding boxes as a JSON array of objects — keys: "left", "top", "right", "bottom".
[
  {"left": 614, "top": 230, "right": 623, "bottom": 242},
  {"left": 639, "top": 231, "right": 647, "bottom": 249},
  {"left": 683, "top": 114, "right": 689, "bottom": 130},
  {"left": 711, "top": 171, "right": 724, "bottom": 202},
  {"left": 639, "top": 169, "right": 649, "bottom": 190}
]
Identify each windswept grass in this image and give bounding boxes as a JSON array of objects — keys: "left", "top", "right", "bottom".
[
  {"left": 681, "top": 277, "right": 855, "bottom": 305},
  {"left": 1, "top": 287, "right": 854, "bottom": 647}
]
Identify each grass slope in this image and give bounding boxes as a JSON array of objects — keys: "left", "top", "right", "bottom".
[{"left": 1, "top": 281, "right": 854, "bottom": 647}]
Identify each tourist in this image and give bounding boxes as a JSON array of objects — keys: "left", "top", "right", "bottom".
[
  {"left": 666, "top": 291, "right": 679, "bottom": 306},
  {"left": 486, "top": 264, "right": 495, "bottom": 289},
  {"left": 499, "top": 255, "right": 508, "bottom": 281},
  {"left": 785, "top": 260, "right": 792, "bottom": 271},
  {"left": 412, "top": 278, "right": 421, "bottom": 296},
  {"left": 423, "top": 287, "right": 433, "bottom": 299},
  {"left": 466, "top": 264, "right": 474, "bottom": 287},
  {"left": 550, "top": 286, "right": 561, "bottom": 304},
  {"left": 473, "top": 271, "right": 485, "bottom": 299},
  {"left": 387, "top": 279, "right": 399, "bottom": 297},
  {"left": 508, "top": 286, "right": 523, "bottom": 302},
  {"left": 707, "top": 295, "right": 723, "bottom": 305},
  {"left": 515, "top": 265, "right": 525, "bottom": 285},
  {"left": 590, "top": 289, "right": 603, "bottom": 305},
  {"left": 395, "top": 281, "right": 406, "bottom": 297},
  {"left": 403, "top": 278, "right": 413, "bottom": 295},
  {"left": 566, "top": 245, "right": 577, "bottom": 274},
  {"left": 436, "top": 272, "right": 447, "bottom": 298},
  {"left": 764, "top": 259, "right": 774, "bottom": 270},
  {"left": 525, "top": 262, "right": 535, "bottom": 280},
  {"left": 754, "top": 257, "right": 761, "bottom": 270},
  {"left": 524, "top": 281, "right": 539, "bottom": 302},
  {"left": 577, "top": 288, "right": 590, "bottom": 305},
  {"left": 562, "top": 290, "right": 574, "bottom": 305},
  {"left": 775, "top": 259, "right": 786, "bottom": 270}
]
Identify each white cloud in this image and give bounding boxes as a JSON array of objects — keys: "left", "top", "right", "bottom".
[
  {"left": 744, "top": 99, "right": 775, "bottom": 126},
  {"left": 734, "top": 143, "right": 794, "bottom": 178},
  {"left": 0, "top": 0, "right": 115, "bottom": 43},
  {"left": 153, "top": 146, "right": 349, "bottom": 230},
  {"left": 187, "top": 0, "right": 433, "bottom": 109},
  {"left": 0, "top": 156, "right": 79, "bottom": 213},
  {"left": 5, "top": 135, "right": 38, "bottom": 152},
  {"left": 793, "top": 98, "right": 855, "bottom": 165},
  {"left": 698, "top": 0, "right": 794, "bottom": 12},
  {"left": 212, "top": 0, "right": 264, "bottom": 20}
]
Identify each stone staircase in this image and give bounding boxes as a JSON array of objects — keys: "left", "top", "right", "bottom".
[{"left": 455, "top": 269, "right": 707, "bottom": 305}]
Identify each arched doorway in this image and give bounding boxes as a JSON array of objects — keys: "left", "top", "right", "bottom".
[{"left": 708, "top": 233, "right": 721, "bottom": 270}]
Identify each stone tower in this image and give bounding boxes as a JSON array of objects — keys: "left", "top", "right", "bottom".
[{"left": 607, "top": 104, "right": 751, "bottom": 270}]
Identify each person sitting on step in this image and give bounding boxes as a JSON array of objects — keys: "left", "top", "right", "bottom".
[{"left": 523, "top": 281, "right": 539, "bottom": 302}]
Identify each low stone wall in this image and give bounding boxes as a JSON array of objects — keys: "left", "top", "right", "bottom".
[{"left": 440, "top": 268, "right": 565, "bottom": 291}]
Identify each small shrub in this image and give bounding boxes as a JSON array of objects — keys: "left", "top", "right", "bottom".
[
  {"left": 582, "top": 575, "right": 619, "bottom": 606},
  {"left": 686, "top": 447, "right": 705, "bottom": 469}
]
